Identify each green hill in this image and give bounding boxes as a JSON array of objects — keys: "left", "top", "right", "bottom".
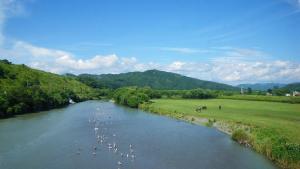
[
  {"left": 237, "top": 83, "right": 286, "bottom": 91},
  {"left": 0, "top": 60, "right": 98, "bottom": 118},
  {"left": 281, "top": 83, "right": 300, "bottom": 91},
  {"left": 75, "top": 69, "right": 238, "bottom": 90},
  {"left": 270, "top": 82, "right": 300, "bottom": 96}
]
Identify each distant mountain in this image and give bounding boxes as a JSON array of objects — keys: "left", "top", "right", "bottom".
[
  {"left": 280, "top": 83, "right": 300, "bottom": 92},
  {"left": 237, "top": 83, "right": 286, "bottom": 91},
  {"left": 74, "top": 69, "right": 238, "bottom": 91},
  {"left": 0, "top": 59, "right": 96, "bottom": 118}
]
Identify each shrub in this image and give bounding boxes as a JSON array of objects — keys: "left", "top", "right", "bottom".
[{"left": 232, "top": 129, "right": 250, "bottom": 145}]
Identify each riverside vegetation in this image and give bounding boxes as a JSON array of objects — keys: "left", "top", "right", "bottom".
[
  {"left": 110, "top": 87, "right": 300, "bottom": 169},
  {"left": 0, "top": 60, "right": 101, "bottom": 118}
]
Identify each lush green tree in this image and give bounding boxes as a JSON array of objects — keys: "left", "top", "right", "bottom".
[
  {"left": 267, "top": 88, "right": 272, "bottom": 94},
  {"left": 247, "top": 87, "right": 252, "bottom": 94},
  {"left": 127, "top": 95, "right": 139, "bottom": 108},
  {"left": 0, "top": 60, "right": 100, "bottom": 118}
]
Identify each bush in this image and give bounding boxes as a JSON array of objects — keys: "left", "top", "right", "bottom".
[
  {"left": 113, "top": 87, "right": 151, "bottom": 108},
  {"left": 232, "top": 129, "right": 250, "bottom": 145},
  {"left": 127, "top": 95, "right": 139, "bottom": 108}
]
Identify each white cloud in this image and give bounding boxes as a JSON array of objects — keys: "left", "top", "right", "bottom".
[
  {"left": 0, "top": 0, "right": 26, "bottom": 46},
  {"left": 0, "top": 1, "right": 299, "bottom": 85},
  {"left": 167, "top": 61, "right": 186, "bottom": 70},
  {"left": 2, "top": 41, "right": 130, "bottom": 73},
  {"left": 1, "top": 39, "right": 300, "bottom": 84},
  {"left": 162, "top": 58, "right": 300, "bottom": 85}
]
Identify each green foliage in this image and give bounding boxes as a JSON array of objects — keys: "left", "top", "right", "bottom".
[
  {"left": 182, "top": 88, "right": 217, "bottom": 99},
  {"left": 112, "top": 87, "right": 218, "bottom": 107},
  {"left": 75, "top": 69, "right": 238, "bottom": 90},
  {"left": 254, "top": 128, "right": 300, "bottom": 168},
  {"left": 273, "top": 88, "right": 290, "bottom": 96},
  {"left": 232, "top": 129, "right": 250, "bottom": 144},
  {"left": 0, "top": 60, "right": 98, "bottom": 118},
  {"left": 113, "top": 87, "right": 150, "bottom": 108},
  {"left": 280, "top": 83, "right": 300, "bottom": 92},
  {"left": 247, "top": 87, "right": 252, "bottom": 94}
]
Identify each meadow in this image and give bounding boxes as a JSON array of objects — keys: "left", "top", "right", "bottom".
[
  {"left": 219, "top": 95, "right": 300, "bottom": 104},
  {"left": 141, "top": 99, "right": 300, "bottom": 169}
]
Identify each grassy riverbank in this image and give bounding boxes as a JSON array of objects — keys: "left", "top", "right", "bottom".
[{"left": 140, "top": 99, "right": 300, "bottom": 169}]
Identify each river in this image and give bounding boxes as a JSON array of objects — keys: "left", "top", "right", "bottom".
[{"left": 0, "top": 101, "right": 277, "bottom": 169}]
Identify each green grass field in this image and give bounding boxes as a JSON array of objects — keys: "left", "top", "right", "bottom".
[
  {"left": 141, "top": 99, "right": 300, "bottom": 169},
  {"left": 219, "top": 95, "right": 300, "bottom": 104}
]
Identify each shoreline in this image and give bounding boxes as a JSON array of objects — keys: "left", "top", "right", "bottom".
[{"left": 139, "top": 101, "right": 299, "bottom": 169}]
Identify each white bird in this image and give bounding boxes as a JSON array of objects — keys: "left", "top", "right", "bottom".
[
  {"left": 108, "top": 143, "right": 112, "bottom": 149},
  {"left": 117, "top": 161, "right": 122, "bottom": 165},
  {"left": 131, "top": 154, "right": 136, "bottom": 160}
]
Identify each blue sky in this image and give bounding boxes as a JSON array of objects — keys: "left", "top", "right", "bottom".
[{"left": 0, "top": 0, "right": 300, "bottom": 84}]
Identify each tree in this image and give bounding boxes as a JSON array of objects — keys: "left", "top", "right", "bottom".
[
  {"left": 0, "top": 59, "right": 12, "bottom": 64},
  {"left": 127, "top": 95, "right": 139, "bottom": 108},
  {"left": 267, "top": 88, "right": 272, "bottom": 94},
  {"left": 247, "top": 87, "right": 252, "bottom": 94},
  {"left": 0, "top": 66, "right": 4, "bottom": 78}
]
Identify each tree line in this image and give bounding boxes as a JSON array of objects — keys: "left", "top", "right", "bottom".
[{"left": 112, "top": 87, "right": 220, "bottom": 108}]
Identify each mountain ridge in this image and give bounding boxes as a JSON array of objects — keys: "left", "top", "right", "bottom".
[
  {"left": 74, "top": 69, "right": 239, "bottom": 91},
  {"left": 237, "top": 83, "right": 287, "bottom": 91}
]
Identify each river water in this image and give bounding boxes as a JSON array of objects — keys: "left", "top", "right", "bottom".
[{"left": 0, "top": 101, "right": 277, "bottom": 169}]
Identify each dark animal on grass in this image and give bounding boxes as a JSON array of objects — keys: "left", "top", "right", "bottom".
[
  {"left": 202, "top": 106, "right": 207, "bottom": 110},
  {"left": 219, "top": 105, "right": 222, "bottom": 110}
]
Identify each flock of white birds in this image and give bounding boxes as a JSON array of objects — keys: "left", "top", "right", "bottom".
[{"left": 76, "top": 106, "right": 136, "bottom": 169}]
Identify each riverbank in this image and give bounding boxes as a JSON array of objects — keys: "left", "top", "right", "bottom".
[{"left": 139, "top": 99, "right": 300, "bottom": 169}]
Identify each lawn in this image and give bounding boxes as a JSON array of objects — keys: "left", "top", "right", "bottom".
[{"left": 141, "top": 99, "right": 300, "bottom": 169}]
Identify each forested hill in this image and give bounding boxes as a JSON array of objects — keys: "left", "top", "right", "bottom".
[
  {"left": 237, "top": 83, "right": 286, "bottom": 91},
  {"left": 280, "top": 83, "right": 300, "bottom": 91},
  {"left": 0, "top": 60, "right": 98, "bottom": 118},
  {"left": 74, "top": 69, "right": 238, "bottom": 91}
]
